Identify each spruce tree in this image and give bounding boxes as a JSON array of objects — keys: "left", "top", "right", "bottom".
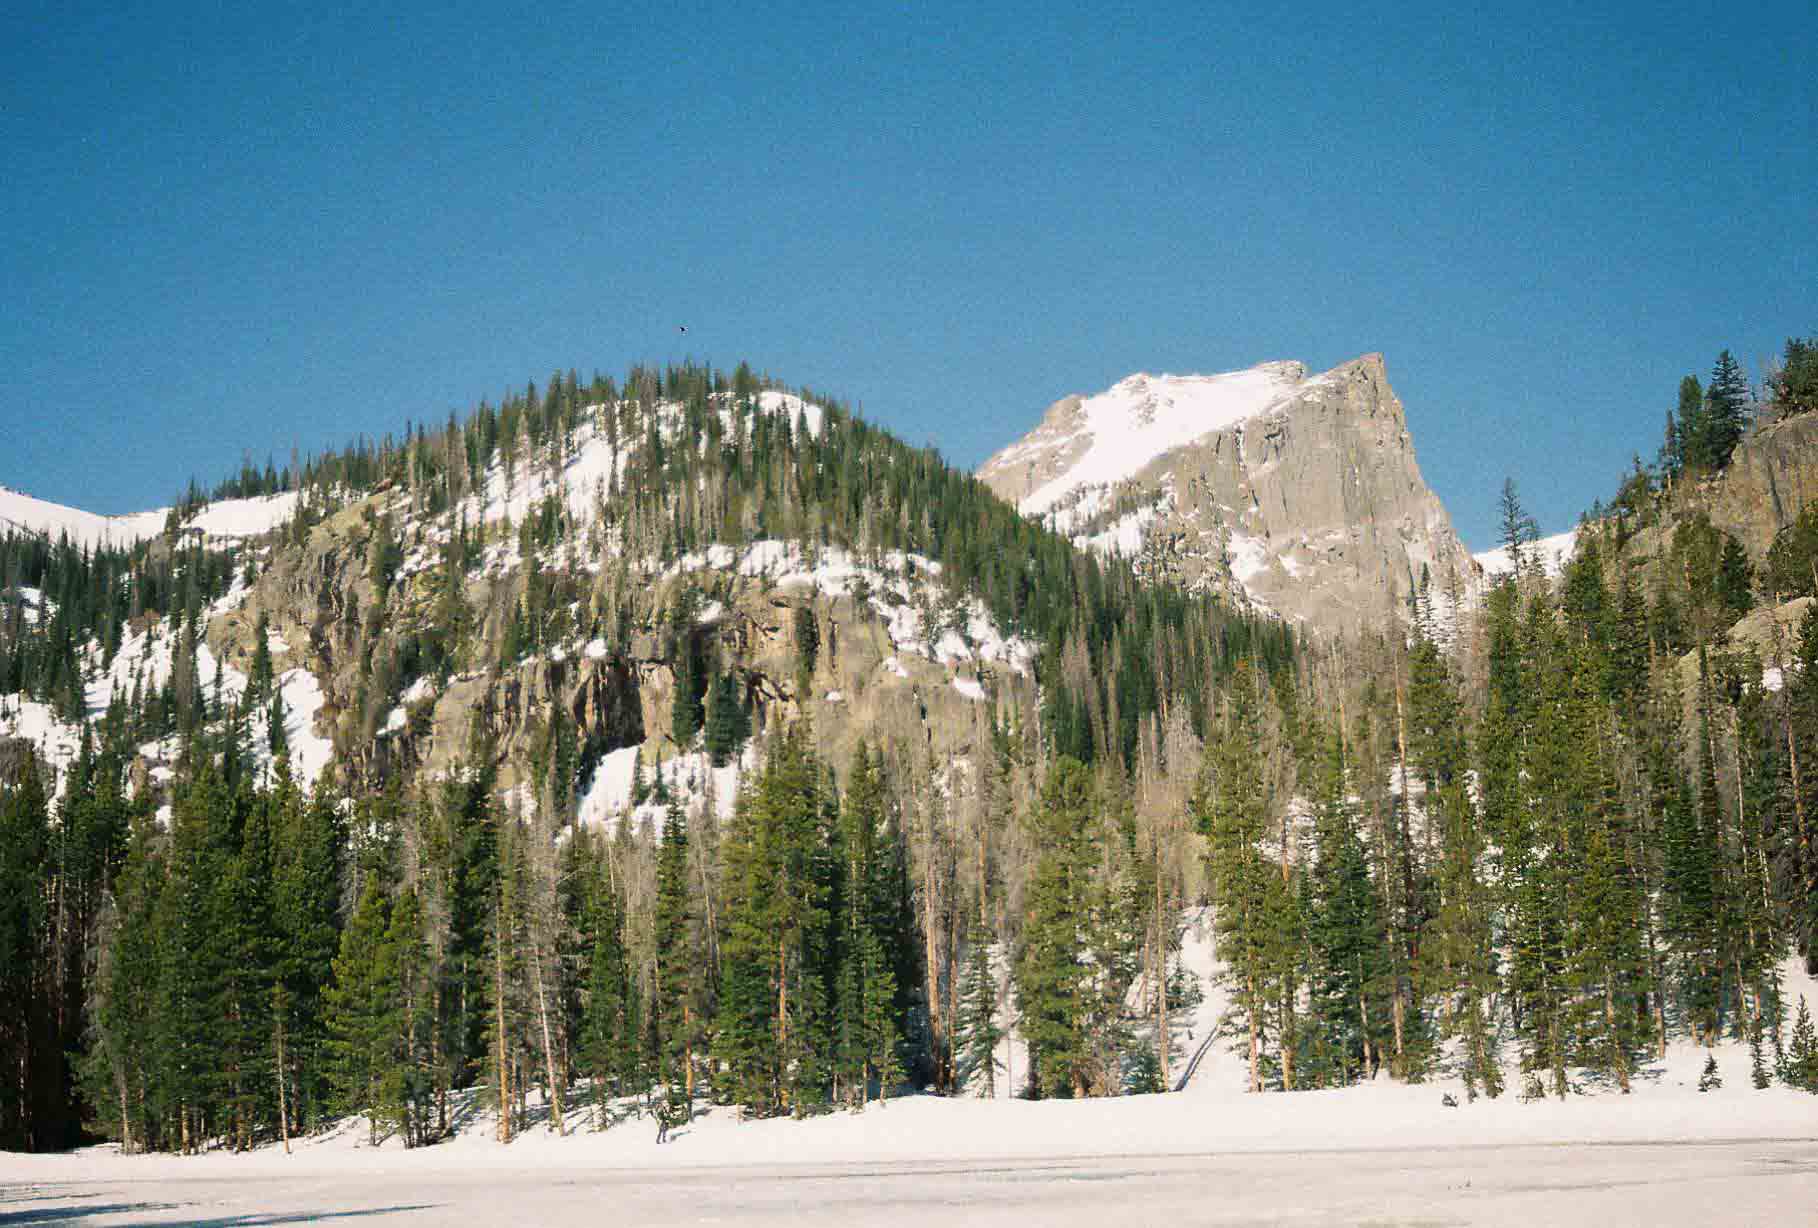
[
  {"left": 324, "top": 876, "right": 399, "bottom": 1144},
  {"left": 1675, "top": 374, "right": 1706, "bottom": 471},
  {"left": 653, "top": 799, "right": 696, "bottom": 1106},
  {"left": 704, "top": 672, "right": 748, "bottom": 767},
  {"left": 1703, "top": 350, "right": 1751, "bottom": 469},
  {"left": 956, "top": 916, "right": 1002, "bottom": 1097},
  {"left": 1015, "top": 756, "right": 1098, "bottom": 1099},
  {"left": 670, "top": 640, "right": 703, "bottom": 747},
  {"left": 1195, "top": 667, "right": 1292, "bottom": 1093},
  {"left": 1304, "top": 724, "right": 1392, "bottom": 1088},
  {"left": 712, "top": 729, "right": 830, "bottom": 1116},
  {"left": 0, "top": 758, "right": 50, "bottom": 1150},
  {"left": 1785, "top": 997, "right": 1818, "bottom": 1092}
]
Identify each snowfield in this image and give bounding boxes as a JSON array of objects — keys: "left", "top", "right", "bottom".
[
  {"left": 1012, "top": 364, "right": 1309, "bottom": 518},
  {"left": 0, "top": 484, "right": 298, "bottom": 549},
  {"left": 1473, "top": 528, "right": 1578, "bottom": 579},
  {"left": 4, "top": 1067, "right": 1816, "bottom": 1226}
]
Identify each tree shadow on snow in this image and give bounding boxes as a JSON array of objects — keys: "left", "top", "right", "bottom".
[
  {"left": 0, "top": 1204, "right": 181, "bottom": 1225},
  {"left": 0, "top": 1198, "right": 435, "bottom": 1226}
]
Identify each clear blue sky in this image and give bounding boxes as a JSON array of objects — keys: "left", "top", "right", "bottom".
[{"left": 3, "top": 1, "right": 1812, "bottom": 546}]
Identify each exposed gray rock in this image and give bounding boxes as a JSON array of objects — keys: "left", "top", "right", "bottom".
[{"left": 978, "top": 354, "right": 1477, "bottom": 635}]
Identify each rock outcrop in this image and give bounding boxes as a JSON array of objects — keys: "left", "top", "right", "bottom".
[
  {"left": 1703, "top": 413, "right": 1818, "bottom": 558},
  {"left": 978, "top": 355, "right": 1477, "bottom": 634}
]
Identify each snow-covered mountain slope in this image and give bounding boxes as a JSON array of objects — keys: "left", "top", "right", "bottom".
[
  {"left": 979, "top": 355, "right": 1479, "bottom": 634},
  {"left": 1472, "top": 527, "right": 1578, "bottom": 579},
  {"left": 0, "top": 483, "right": 299, "bottom": 549},
  {"left": 982, "top": 362, "right": 1311, "bottom": 518}
]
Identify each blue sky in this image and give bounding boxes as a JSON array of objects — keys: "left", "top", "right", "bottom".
[{"left": 2, "top": 1, "right": 1811, "bottom": 546}]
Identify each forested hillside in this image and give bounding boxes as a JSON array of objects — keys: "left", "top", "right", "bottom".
[{"left": 3, "top": 347, "right": 1817, "bottom": 1159}]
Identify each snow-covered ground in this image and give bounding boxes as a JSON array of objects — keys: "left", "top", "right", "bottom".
[
  {"left": 574, "top": 743, "right": 753, "bottom": 829},
  {"left": 5, "top": 1057, "right": 1815, "bottom": 1227},
  {"left": 1473, "top": 527, "right": 1578, "bottom": 579},
  {"left": 1006, "top": 363, "right": 1309, "bottom": 518},
  {"left": 5, "top": 1135, "right": 1815, "bottom": 1226},
  {"left": 0, "top": 484, "right": 298, "bottom": 550}
]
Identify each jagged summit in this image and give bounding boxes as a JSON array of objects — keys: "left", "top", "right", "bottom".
[{"left": 979, "top": 353, "right": 1477, "bottom": 634}]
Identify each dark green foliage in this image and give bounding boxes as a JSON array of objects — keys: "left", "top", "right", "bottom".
[
  {"left": 1668, "top": 375, "right": 1703, "bottom": 477},
  {"left": 793, "top": 607, "right": 819, "bottom": 691},
  {"left": 1683, "top": 350, "right": 1751, "bottom": 471},
  {"left": 1014, "top": 757, "right": 1100, "bottom": 1099},
  {"left": 829, "top": 745, "right": 905, "bottom": 1106},
  {"left": 703, "top": 671, "right": 750, "bottom": 767},
  {"left": 1302, "top": 726, "right": 1392, "bottom": 1089},
  {"left": 1770, "top": 336, "right": 1818, "bottom": 418},
  {"left": 956, "top": 917, "right": 1002, "bottom": 1098},
  {"left": 1195, "top": 668, "right": 1295, "bottom": 1093},
  {"left": 0, "top": 758, "right": 52, "bottom": 1150},
  {"left": 1764, "top": 502, "right": 1818, "bottom": 601},
  {"left": 712, "top": 729, "right": 832, "bottom": 1116},
  {"left": 653, "top": 799, "right": 697, "bottom": 1094},
  {"left": 577, "top": 834, "right": 633, "bottom": 1125},
  {"left": 1786, "top": 998, "right": 1818, "bottom": 1092},
  {"left": 670, "top": 635, "right": 704, "bottom": 747}
]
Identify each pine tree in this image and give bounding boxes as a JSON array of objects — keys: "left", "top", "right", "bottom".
[
  {"left": 1674, "top": 374, "right": 1706, "bottom": 471},
  {"left": 1702, "top": 350, "right": 1751, "bottom": 469},
  {"left": 956, "top": 915, "right": 1002, "bottom": 1098},
  {"left": 1786, "top": 998, "right": 1818, "bottom": 1092},
  {"left": 579, "top": 843, "right": 630, "bottom": 1127},
  {"left": 1015, "top": 756, "right": 1098, "bottom": 1099},
  {"left": 793, "top": 607, "right": 819, "bottom": 695},
  {"left": 0, "top": 757, "right": 50, "bottom": 1150},
  {"left": 1195, "top": 666, "right": 1292, "bottom": 1093},
  {"left": 653, "top": 799, "right": 695, "bottom": 1106},
  {"left": 324, "top": 876, "right": 400, "bottom": 1144},
  {"left": 670, "top": 639, "right": 704, "bottom": 748},
  {"left": 833, "top": 744, "right": 903, "bottom": 1106},
  {"left": 703, "top": 672, "right": 748, "bottom": 767},
  {"left": 1304, "top": 724, "right": 1392, "bottom": 1089},
  {"left": 713, "top": 729, "right": 830, "bottom": 1116},
  {"left": 249, "top": 611, "right": 274, "bottom": 701}
]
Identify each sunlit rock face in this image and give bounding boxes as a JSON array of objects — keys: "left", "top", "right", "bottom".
[{"left": 980, "top": 354, "right": 1477, "bottom": 635}]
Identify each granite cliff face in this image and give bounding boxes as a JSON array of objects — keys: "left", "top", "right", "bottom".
[
  {"left": 978, "top": 355, "right": 1477, "bottom": 633},
  {"left": 1703, "top": 412, "right": 1818, "bottom": 557}
]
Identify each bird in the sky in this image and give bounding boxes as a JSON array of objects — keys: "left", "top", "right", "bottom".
[{"left": 678, "top": 325, "right": 688, "bottom": 334}]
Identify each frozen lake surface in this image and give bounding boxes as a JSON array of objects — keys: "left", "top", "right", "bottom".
[{"left": 5, "top": 1137, "right": 1816, "bottom": 1226}]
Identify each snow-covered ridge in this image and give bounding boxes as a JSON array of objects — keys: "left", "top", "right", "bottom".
[
  {"left": 992, "top": 361, "right": 1314, "bottom": 518},
  {"left": 1473, "top": 528, "right": 1578, "bottom": 579},
  {"left": 0, "top": 483, "right": 299, "bottom": 550}
]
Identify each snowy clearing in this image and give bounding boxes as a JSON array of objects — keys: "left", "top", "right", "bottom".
[{"left": 1474, "top": 528, "right": 1578, "bottom": 579}]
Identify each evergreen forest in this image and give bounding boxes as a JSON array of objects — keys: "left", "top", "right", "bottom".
[{"left": 4, "top": 347, "right": 1818, "bottom": 1156}]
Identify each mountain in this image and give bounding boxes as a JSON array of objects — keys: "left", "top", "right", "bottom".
[
  {"left": 0, "top": 482, "right": 300, "bottom": 549},
  {"left": 1, "top": 366, "right": 1277, "bottom": 830},
  {"left": 978, "top": 354, "right": 1477, "bottom": 633},
  {"left": 7, "top": 355, "right": 1818, "bottom": 1163}
]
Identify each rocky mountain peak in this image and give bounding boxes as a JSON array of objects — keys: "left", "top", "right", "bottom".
[{"left": 978, "top": 354, "right": 1476, "bottom": 635}]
